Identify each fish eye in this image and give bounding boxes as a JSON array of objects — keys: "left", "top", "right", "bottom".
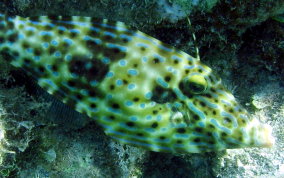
[{"left": 187, "top": 75, "right": 207, "bottom": 94}]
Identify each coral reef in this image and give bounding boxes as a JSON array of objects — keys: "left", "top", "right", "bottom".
[
  {"left": 156, "top": 0, "right": 219, "bottom": 22},
  {"left": 0, "top": 62, "right": 50, "bottom": 176},
  {"left": 0, "top": 0, "right": 283, "bottom": 177}
]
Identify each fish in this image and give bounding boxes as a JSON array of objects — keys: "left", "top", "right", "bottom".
[{"left": 0, "top": 14, "right": 274, "bottom": 153}]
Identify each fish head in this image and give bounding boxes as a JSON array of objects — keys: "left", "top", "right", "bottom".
[{"left": 169, "top": 60, "right": 274, "bottom": 152}]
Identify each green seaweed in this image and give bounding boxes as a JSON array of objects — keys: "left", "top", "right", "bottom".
[{"left": 272, "top": 13, "right": 284, "bottom": 22}]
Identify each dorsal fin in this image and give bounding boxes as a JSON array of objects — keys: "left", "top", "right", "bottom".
[{"left": 186, "top": 17, "right": 200, "bottom": 61}]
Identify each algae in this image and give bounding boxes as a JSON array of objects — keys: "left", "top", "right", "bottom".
[{"left": 273, "top": 13, "right": 284, "bottom": 22}]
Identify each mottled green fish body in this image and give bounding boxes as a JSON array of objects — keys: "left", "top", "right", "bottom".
[{"left": 0, "top": 14, "right": 274, "bottom": 153}]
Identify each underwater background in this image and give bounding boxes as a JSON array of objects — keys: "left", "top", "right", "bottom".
[{"left": 0, "top": 0, "right": 283, "bottom": 177}]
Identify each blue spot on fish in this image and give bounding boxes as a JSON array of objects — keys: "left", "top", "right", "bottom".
[
  {"left": 39, "top": 31, "right": 53, "bottom": 36},
  {"left": 119, "top": 60, "right": 127, "bottom": 66},
  {"left": 102, "top": 57, "right": 110, "bottom": 64},
  {"left": 42, "top": 42, "right": 49, "bottom": 48},
  {"left": 128, "top": 69, "right": 138, "bottom": 76},
  {"left": 157, "top": 77, "right": 168, "bottom": 88},
  {"left": 128, "top": 83, "right": 135, "bottom": 90},
  {"left": 63, "top": 38, "right": 73, "bottom": 45},
  {"left": 90, "top": 80, "right": 98, "bottom": 87},
  {"left": 106, "top": 71, "right": 114, "bottom": 78},
  {"left": 90, "top": 26, "right": 100, "bottom": 32},
  {"left": 57, "top": 26, "right": 67, "bottom": 31},
  {"left": 221, "top": 112, "right": 238, "bottom": 128},
  {"left": 142, "top": 56, "right": 148, "bottom": 63},
  {"left": 116, "top": 79, "right": 123, "bottom": 86},
  {"left": 130, "top": 116, "right": 138, "bottom": 121},
  {"left": 125, "top": 101, "right": 133, "bottom": 106},
  {"left": 145, "top": 92, "right": 152, "bottom": 99},
  {"left": 51, "top": 40, "right": 58, "bottom": 46},
  {"left": 174, "top": 133, "right": 189, "bottom": 139},
  {"left": 187, "top": 102, "right": 206, "bottom": 120},
  {"left": 54, "top": 51, "right": 61, "bottom": 57},
  {"left": 171, "top": 55, "right": 182, "bottom": 62},
  {"left": 119, "top": 34, "right": 132, "bottom": 42},
  {"left": 107, "top": 43, "right": 127, "bottom": 52},
  {"left": 140, "top": 103, "right": 145, "bottom": 109},
  {"left": 65, "top": 54, "right": 72, "bottom": 61},
  {"left": 198, "top": 122, "right": 206, "bottom": 128},
  {"left": 210, "top": 119, "right": 232, "bottom": 134},
  {"left": 70, "top": 29, "right": 80, "bottom": 34},
  {"left": 156, "top": 115, "right": 162, "bottom": 121},
  {"left": 104, "top": 31, "right": 116, "bottom": 38},
  {"left": 146, "top": 115, "right": 152, "bottom": 120},
  {"left": 33, "top": 56, "right": 40, "bottom": 61}
]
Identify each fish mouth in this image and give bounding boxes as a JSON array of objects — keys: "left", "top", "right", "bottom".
[{"left": 249, "top": 118, "right": 275, "bottom": 148}]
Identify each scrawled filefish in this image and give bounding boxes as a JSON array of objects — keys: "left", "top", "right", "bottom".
[{"left": 0, "top": 14, "right": 274, "bottom": 153}]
